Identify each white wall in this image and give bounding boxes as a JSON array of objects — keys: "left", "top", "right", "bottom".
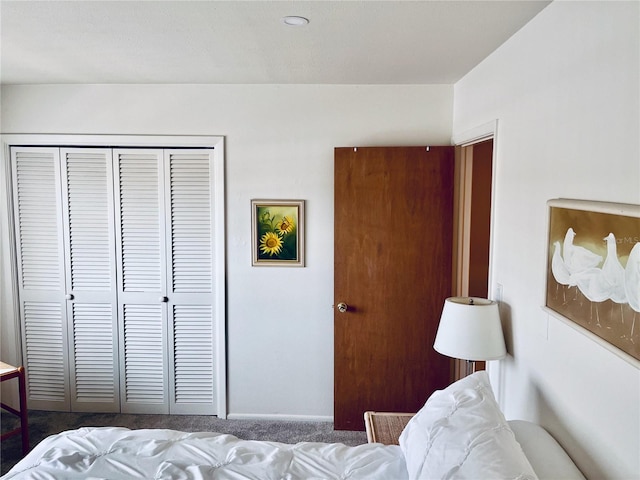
[
  {"left": 453, "top": 1, "right": 639, "bottom": 478},
  {"left": 0, "top": 84, "right": 453, "bottom": 419}
]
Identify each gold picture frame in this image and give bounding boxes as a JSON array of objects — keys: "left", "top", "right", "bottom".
[
  {"left": 544, "top": 199, "right": 640, "bottom": 362},
  {"left": 251, "top": 199, "right": 305, "bottom": 267}
]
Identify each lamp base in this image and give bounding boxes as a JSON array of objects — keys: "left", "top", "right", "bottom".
[{"left": 465, "top": 359, "right": 476, "bottom": 377}]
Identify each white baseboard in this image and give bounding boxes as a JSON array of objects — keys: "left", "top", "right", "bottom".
[{"left": 226, "top": 413, "right": 334, "bottom": 423}]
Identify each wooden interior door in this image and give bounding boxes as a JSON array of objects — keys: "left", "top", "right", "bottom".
[{"left": 334, "top": 146, "right": 454, "bottom": 430}]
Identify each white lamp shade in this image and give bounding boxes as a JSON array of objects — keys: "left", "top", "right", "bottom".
[{"left": 434, "top": 297, "right": 506, "bottom": 361}]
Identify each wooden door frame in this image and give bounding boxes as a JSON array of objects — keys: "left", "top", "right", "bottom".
[{"left": 451, "top": 121, "right": 498, "bottom": 381}]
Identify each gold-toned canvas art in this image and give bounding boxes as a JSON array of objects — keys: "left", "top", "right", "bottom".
[{"left": 546, "top": 199, "right": 640, "bottom": 361}]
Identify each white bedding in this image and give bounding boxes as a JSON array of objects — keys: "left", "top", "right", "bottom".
[
  {"left": 2, "top": 427, "right": 407, "bottom": 479},
  {"left": 2, "top": 372, "right": 585, "bottom": 480},
  {"left": 399, "top": 371, "right": 538, "bottom": 480}
]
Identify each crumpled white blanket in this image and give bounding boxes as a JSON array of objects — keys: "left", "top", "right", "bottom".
[{"left": 2, "top": 427, "right": 409, "bottom": 480}]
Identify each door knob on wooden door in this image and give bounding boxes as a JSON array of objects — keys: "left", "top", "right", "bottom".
[{"left": 336, "top": 302, "right": 348, "bottom": 313}]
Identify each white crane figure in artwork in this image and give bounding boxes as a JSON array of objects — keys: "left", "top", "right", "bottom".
[
  {"left": 551, "top": 241, "right": 571, "bottom": 303},
  {"left": 625, "top": 242, "right": 640, "bottom": 342},
  {"left": 562, "top": 228, "right": 603, "bottom": 313},
  {"left": 563, "top": 228, "right": 603, "bottom": 275},
  {"left": 574, "top": 233, "right": 627, "bottom": 329},
  {"left": 601, "top": 233, "right": 627, "bottom": 327},
  {"left": 573, "top": 268, "right": 608, "bottom": 326}
]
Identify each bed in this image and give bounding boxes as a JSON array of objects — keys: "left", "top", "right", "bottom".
[{"left": 2, "top": 372, "right": 585, "bottom": 479}]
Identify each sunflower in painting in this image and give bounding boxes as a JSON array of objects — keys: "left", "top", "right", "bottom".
[
  {"left": 259, "top": 231, "right": 284, "bottom": 256},
  {"left": 276, "top": 216, "right": 294, "bottom": 235},
  {"left": 255, "top": 205, "right": 299, "bottom": 262}
]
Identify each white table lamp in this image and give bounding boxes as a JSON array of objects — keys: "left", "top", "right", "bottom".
[{"left": 434, "top": 296, "right": 506, "bottom": 376}]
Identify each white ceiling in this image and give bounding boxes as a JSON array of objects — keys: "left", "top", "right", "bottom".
[{"left": 0, "top": 0, "right": 551, "bottom": 85}]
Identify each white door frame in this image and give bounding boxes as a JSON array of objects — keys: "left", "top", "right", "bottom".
[
  {"left": 452, "top": 121, "right": 507, "bottom": 403},
  {"left": 0, "top": 134, "right": 227, "bottom": 418}
]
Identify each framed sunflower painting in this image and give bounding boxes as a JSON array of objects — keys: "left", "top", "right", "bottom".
[{"left": 251, "top": 199, "right": 305, "bottom": 266}]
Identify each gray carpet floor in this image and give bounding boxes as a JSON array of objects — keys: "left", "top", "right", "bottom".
[{"left": 1, "top": 410, "right": 367, "bottom": 475}]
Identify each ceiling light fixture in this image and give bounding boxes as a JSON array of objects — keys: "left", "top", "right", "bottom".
[{"left": 282, "top": 16, "right": 309, "bottom": 26}]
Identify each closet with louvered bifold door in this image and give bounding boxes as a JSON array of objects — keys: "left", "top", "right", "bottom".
[{"left": 10, "top": 146, "right": 219, "bottom": 415}]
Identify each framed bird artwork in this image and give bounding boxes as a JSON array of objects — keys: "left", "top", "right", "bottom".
[{"left": 544, "top": 199, "right": 640, "bottom": 363}]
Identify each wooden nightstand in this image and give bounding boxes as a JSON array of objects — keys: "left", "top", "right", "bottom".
[
  {"left": 363, "top": 411, "right": 414, "bottom": 445},
  {"left": 0, "top": 362, "right": 29, "bottom": 454}
]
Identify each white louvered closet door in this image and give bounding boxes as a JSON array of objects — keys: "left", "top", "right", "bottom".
[
  {"left": 11, "top": 147, "right": 70, "bottom": 411},
  {"left": 165, "top": 150, "right": 217, "bottom": 415},
  {"left": 60, "top": 149, "right": 119, "bottom": 412},
  {"left": 114, "top": 149, "right": 169, "bottom": 414},
  {"left": 11, "top": 143, "right": 222, "bottom": 415}
]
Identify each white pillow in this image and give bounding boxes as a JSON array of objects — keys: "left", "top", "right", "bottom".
[{"left": 399, "top": 371, "right": 538, "bottom": 480}]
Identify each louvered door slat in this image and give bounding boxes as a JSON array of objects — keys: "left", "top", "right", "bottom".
[
  {"left": 71, "top": 303, "right": 116, "bottom": 404},
  {"left": 173, "top": 305, "right": 214, "bottom": 405},
  {"left": 166, "top": 150, "right": 217, "bottom": 415},
  {"left": 62, "top": 148, "right": 119, "bottom": 413},
  {"left": 114, "top": 149, "right": 168, "bottom": 413},
  {"left": 65, "top": 151, "right": 112, "bottom": 291},
  {"left": 13, "top": 151, "right": 62, "bottom": 289},
  {"left": 169, "top": 153, "right": 213, "bottom": 294},
  {"left": 23, "top": 302, "right": 67, "bottom": 402},
  {"left": 121, "top": 304, "right": 167, "bottom": 413},
  {"left": 117, "top": 153, "right": 163, "bottom": 292},
  {"left": 12, "top": 148, "right": 70, "bottom": 411}
]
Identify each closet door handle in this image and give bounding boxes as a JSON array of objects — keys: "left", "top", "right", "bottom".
[
  {"left": 159, "top": 296, "right": 169, "bottom": 303},
  {"left": 65, "top": 294, "right": 74, "bottom": 301}
]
